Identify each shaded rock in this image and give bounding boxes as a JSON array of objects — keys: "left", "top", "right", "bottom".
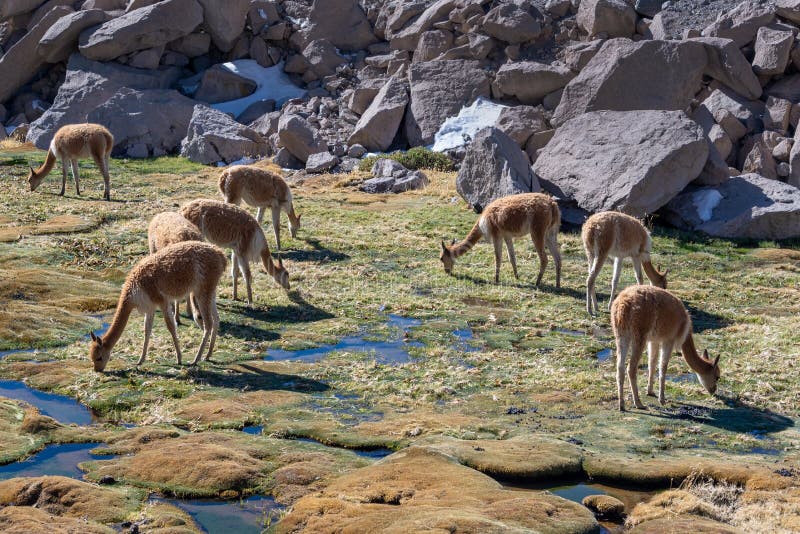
[
  {"left": 361, "top": 159, "right": 429, "bottom": 193},
  {"left": 777, "top": 0, "right": 800, "bottom": 24},
  {"left": 389, "top": 0, "right": 456, "bottom": 51},
  {"left": 303, "top": 0, "right": 376, "bottom": 52},
  {"left": 278, "top": 114, "right": 327, "bottom": 162},
  {"left": 553, "top": 39, "right": 705, "bottom": 127},
  {"left": 764, "top": 96, "right": 792, "bottom": 135},
  {"left": 168, "top": 32, "right": 211, "bottom": 57},
  {"left": 481, "top": 3, "right": 542, "bottom": 44},
  {"left": 701, "top": 87, "right": 764, "bottom": 134},
  {"left": 546, "top": 0, "right": 572, "bottom": 18},
  {"left": 692, "top": 37, "right": 762, "bottom": 102},
  {"left": 348, "top": 76, "right": 408, "bottom": 152},
  {"left": 195, "top": 64, "right": 257, "bottom": 104},
  {"left": 765, "top": 73, "right": 800, "bottom": 103},
  {"left": 582, "top": 494, "right": 625, "bottom": 521},
  {"left": 1, "top": 0, "right": 48, "bottom": 18},
  {"left": 237, "top": 100, "right": 275, "bottom": 125},
  {"left": 645, "top": 10, "right": 684, "bottom": 40},
  {"left": 701, "top": 1, "right": 775, "bottom": 47},
  {"left": 714, "top": 108, "right": 748, "bottom": 142},
  {"left": 493, "top": 61, "right": 574, "bottom": 105},
  {"left": 37, "top": 8, "right": 110, "bottom": 63},
  {"left": 535, "top": 110, "right": 708, "bottom": 217},
  {"left": 87, "top": 88, "right": 196, "bottom": 158},
  {"left": 180, "top": 105, "right": 268, "bottom": 165},
  {"left": 274, "top": 147, "right": 303, "bottom": 169},
  {"left": 456, "top": 127, "right": 539, "bottom": 212},
  {"left": 634, "top": 0, "right": 663, "bottom": 18},
  {"left": 405, "top": 59, "right": 491, "bottom": 147},
  {"left": 414, "top": 29, "right": 453, "bottom": 62},
  {"left": 128, "top": 46, "right": 163, "bottom": 70},
  {"left": 752, "top": 26, "right": 794, "bottom": 76},
  {"left": 305, "top": 152, "right": 339, "bottom": 173},
  {"left": 302, "top": 39, "right": 346, "bottom": 79},
  {"left": 277, "top": 447, "right": 599, "bottom": 533},
  {"left": 348, "top": 144, "right": 366, "bottom": 158},
  {"left": 196, "top": 0, "right": 249, "bottom": 52},
  {"left": 0, "top": 6, "right": 71, "bottom": 105},
  {"left": 78, "top": 0, "right": 203, "bottom": 61},
  {"left": 28, "top": 54, "right": 182, "bottom": 148},
  {"left": 662, "top": 174, "right": 800, "bottom": 239},
  {"left": 577, "top": 0, "right": 636, "bottom": 38},
  {"left": 563, "top": 39, "right": 603, "bottom": 71},
  {"left": 494, "top": 105, "right": 548, "bottom": 147},
  {"left": 741, "top": 135, "right": 779, "bottom": 179}
]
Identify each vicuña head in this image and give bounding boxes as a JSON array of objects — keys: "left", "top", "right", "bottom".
[
  {"left": 288, "top": 212, "right": 301, "bottom": 239},
  {"left": 89, "top": 331, "right": 110, "bottom": 372},
  {"left": 262, "top": 252, "right": 290, "bottom": 290},
  {"left": 438, "top": 193, "right": 562, "bottom": 287},
  {"left": 28, "top": 166, "right": 46, "bottom": 192}
]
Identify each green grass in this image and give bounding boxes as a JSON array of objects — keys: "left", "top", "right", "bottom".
[{"left": 357, "top": 146, "right": 456, "bottom": 172}]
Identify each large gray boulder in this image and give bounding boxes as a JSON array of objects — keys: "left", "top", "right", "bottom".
[
  {"left": 348, "top": 77, "right": 408, "bottom": 152},
  {"left": 752, "top": 26, "right": 793, "bottom": 76},
  {"left": 701, "top": 1, "right": 775, "bottom": 47},
  {"left": 389, "top": 0, "right": 456, "bottom": 51},
  {"left": 492, "top": 61, "right": 574, "bottom": 105},
  {"left": 0, "top": 6, "right": 71, "bottom": 105},
  {"left": 180, "top": 105, "right": 268, "bottom": 165},
  {"left": 534, "top": 110, "right": 708, "bottom": 217},
  {"left": 481, "top": 3, "right": 543, "bottom": 44},
  {"left": 662, "top": 174, "right": 800, "bottom": 239},
  {"left": 776, "top": 0, "right": 800, "bottom": 24},
  {"left": 456, "top": 127, "right": 539, "bottom": 212},
  {"left": 87, "top": 88, "right": 196, "bottom": 158},
  {"left": 28, "top": 54, "right": 183, "bottom": 148},
  {"left": 577, "top": 0, "right": 636, "bottom": 38},
  {"left": 405, "top": 60, "right": 491, "bottom": 147},
  {"left": 302, "top": 39, "right": 346, "bottom": 79},
  {"left": 196, "top": 0, "right": 249, "bottom": 52},
  {"left": 303, "top": 0, "right": 376, "bottom": 52},
  {"left": 37, "top": 9, "right": 110, "bottom": 63},
  {"left": 277, "top": 114, "right": 327, "bottom": 162},
  {"left": 552, "top": 38, "right": 761, "bottom": 127},
  {"left": 361, "top": 159, "right": 429, "bottom": 194},
  {"left": 78, "top": 0, "right": 203, "bottom": 61},
  {"left": 194, "top": 65, "right": 256, "bottom": 104},
  {"left": 494, "top": 106, "right": 548, "bottom": 147},
  {"left": 0, "top": 0, "right": 47, "bottom": 18}
]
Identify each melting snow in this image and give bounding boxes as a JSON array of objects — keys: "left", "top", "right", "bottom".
[
  {"left": 431, "top": 97, "right": 508, "bottom": 152},
  {"left": 692, "top": 189, "right": 724, "bottom": 222},
  {"left": 211, "top": 60, "right": 306, "bottom": 118},
  {"left": 217, "top": 156, "right": 260, "bottom": 167}
]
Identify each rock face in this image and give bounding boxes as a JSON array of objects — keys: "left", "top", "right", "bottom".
[
  {"left": 534, "top": 110, "right": 708, "bottom": 217},
  {"left": 305, "top": 151, "right": 338, "bottom": 173},
  {"left": 492, "top": 61, "right": 574, "bottom": 105},
  {"left": 577, "top": 0, "right": 636, "bottom": 38},
  {"left": 37, "top": 9, "right": 110, "bottom": 63},
  {"left": 28, "top": 54, "right": 183, "bottom": 149},
  {"left": 87, "top": 88, "right": 196, "bottom": 158},
  {"left": 0, "top": 6, "right": 71, "bottom": 104},
  {"left": 361, "top": 159, "right": 429, "bottom": 193},
  {"left": 662, "top": 174, "right": 800, "bottom": 239},
  {"left": 196, "top": 0, "right": 249, "bottom": 52},
  {"left": 456, "top": 127, "right": 540, "bottom": 212},
  {"left": 348, "top": 77, "right": 408, "bottom": 152},
  {"left": 78, "top": 0, "right": 203, "bottom": 61},
  {"left": 405, "top": 60, "right": 491, "bottom": 147},
  {"left": 552, "top": 38, "right": 760, "bottom": 126},
  {"left": 701, "top": 1, "right": 775, "bottom": 47},
  {"left": 494, "top": 106, "right": 548, "bottom": 147},
  {"left": 278, "top": 114, "right": 327, "bottom": 162},
  {"left": 303, "top": 0, "right": 376, "bottom": 52},
  {"left": 180, "top": 105, "right": 267, "bottom": 164}
]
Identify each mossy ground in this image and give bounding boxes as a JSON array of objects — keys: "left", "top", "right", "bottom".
[{"left": 0, "top": 144, "right": 798, "bottom": 531}]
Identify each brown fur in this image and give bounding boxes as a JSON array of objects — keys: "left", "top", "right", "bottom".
[
  {"left": 28, "top": 123, "right": 114, "bottom": 201},
  {"left": 582, "top": 211, "right": 668, "bottom": 315},
  {"left": 180, "top": 199, "right": 290, "bottom": 304},
  {"left": 88, "top": 241, "right": 226, "bottom": 372},
  {"left": 218, "top": 165, "right": 301, "bottom": 250},
  {"left": 147, "top": 211, "right": 203, "bottom": 325},
  {"left": 439, "top": 193, "right": 562, "bottom": 287},
  {"left": 611, "top": 285, "right": 721, "bottom": 411}
]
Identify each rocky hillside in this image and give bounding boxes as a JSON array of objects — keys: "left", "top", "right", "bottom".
[{"left": 1, "top": 0, "right": 799, "bottom": 239}]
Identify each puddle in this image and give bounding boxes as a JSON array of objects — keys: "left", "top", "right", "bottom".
[
  {"left": 0, "top": 380, "right": 97, "bottom": 425},
  {"left": 0, "top": 442, "right": 111, "bottom": 481},
  {"left": 596, "top": 348, "right": 613, "bottom": 361},
  {"left": 241, "top": 425, "right": 264, "bottom": 435},
  {"left": 293, "top": 437, "right": 393, "bottom": 459},
  {"left": 669, "top": 373, "right": 697, "bottom": 384},
  {"left": 452, "top": 327, "right": 480, "bottom": 353},
  {"left": 151, "top": 495, "right": 283, "bottom": 534},
  {"left": 265, "top": 315, "right": 423, "bottom": 364},
  {"left": 305, "top": 392, "right": 384, "bottom": 425},
  {"left": 554, "top": 328, "right": 586, "bottom": 337}
]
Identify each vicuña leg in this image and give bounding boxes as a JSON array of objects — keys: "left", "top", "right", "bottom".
[
  {"left": 658, "top": 341, "right": 673, "bottom": 405},
  {"left": 632, "top": 257, "right": 644, "bottom": 285},
  {"left": 231, "top": 251, "right": 240, "bottom": 301},
  {"left": 162, "top": 302, "right": 183, "bottom": 365},
  {"left": 504, "top": 236, "right": 518, "bottom": 279},
  {"left": 70, "top": 159, "right": 81, "bottom": 196},
  {"left": 137, "top": 312, "right": 154, "bottom": 366},
  {"left": 616, "top": 336, "right": 629, "bottom": 411},
  {"left": 238, "top": 255, "right": 253, "bottom": 304},
  {"left": 627, "top": 341, "right": 646, "bottom": 409},
  {"left": 586, "top": 250, "right": 608, "bottom": 316},
  {"left": 271, "top": 207, "right": 282, "bottom": 251},
  {"left": 546, "top": 231, "right": 562, "bottom": 288},
  {"left": 531, "top": 231, "right": 548, "bottom": 287},
  {"left": 256, "top": 206, "right": 265, "bottom": 223},
  {"left": 95, "top": 153, "right": 111, "bottom": 201},
  {"left": 647, "top": 341, "right": 658, "bottom": 397},
  {"left": 608, "top": 257, "right": 623, "bottom": 311},
  {"left": 492, "top": 238, "right": 503, "bottom": 284},
  {"left": 60, "top": 160, "right": 68, "bottom": 196}
]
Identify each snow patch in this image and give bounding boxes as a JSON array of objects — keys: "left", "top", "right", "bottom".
[
  {"left": 218, "top": 156, "right": 260, "bottom": 167},
  {"left": 5, "top": 126, "right": 17, "bottom": 136},
  {"left": 211, "top": 60, "right": 306, "bottom": 118},
  {"left": 431, "top": 97, "right": 508, "bottom": 152},
  {"left": 692, "top": 189, "right": 723, "bottom": 222},
  {"left": 287, "top": 16, "right": 309, "bottom": 29}
]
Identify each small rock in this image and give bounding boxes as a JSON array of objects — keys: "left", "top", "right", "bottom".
[
  {"left": 99, "top": 475, "right": 115, "bottom": 484},
  {"left": 305, "top": 151, "right": 339, "bottom": 173},
  {"left": 348, "top": 144, "right": 366, "bottom": 158}
]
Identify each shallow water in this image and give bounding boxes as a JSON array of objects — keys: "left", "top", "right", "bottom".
[
  {"left": 0, "top": 442, "right": 110, "bottom": 480},
  {"left": 596, "top": 348, "right": 613, "bottom": 361},
  {"left": 452, "top": 327, "right": 480, "bottom": 353},
  {"left": 152, "top": 495, "right": 283, "bottom": 534},
  {"left": 0, "top": 379, "right": 96, "bottom": 425},
  {"left": 265, "top": 315, "right": 423, "bottom": 364},
  {"left": 293, "top": 437, "right": 393, "bottom": 459}
]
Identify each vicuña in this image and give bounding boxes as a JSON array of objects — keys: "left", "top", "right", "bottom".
[
  {"left": 181, "top": 199, "right": 290, "bottom": 304},
  {"left": 218, "top": 165, "right": 301, "bottom": 251},
  {"left": 610, "top": 285, "right": 721, "bottom": 411},
  {"left": 439, "top": 193, "right": 562, "bottom": 287},
  {"left": 28, "top": 123, "right": 114, "bottom": 201},
  {"left": 582, "top": 211, "right": 668, "bottom": 316},
  {"left": 147, "top": 211, "right": 204, "bottom": 325},
  {"left": 89, "top": 241, "right": 226, "bottom": 372}
]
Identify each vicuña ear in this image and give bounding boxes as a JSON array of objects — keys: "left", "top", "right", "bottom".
[
  {"left": 90, "top": 332, "right": 102, "bottom": 346},
  {"left": 278, "top": 257, "right": 284, "bottom": 268},
  {"left": 451, "top": 239, "right": 456, "bottom": 245},
  {"left": 663, "top": 268, "right": 669, "bottom": 276},
  {"left": 713, "top": 354, "right": 720, "bottom": 366},
  {"left": 29, "top": 166, "right": 35, "bottom": 175},
  {"left": 440, "top": 240, "right": 447, "bottom": 252}
]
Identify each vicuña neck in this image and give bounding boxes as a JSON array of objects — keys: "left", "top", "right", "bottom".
[
  {"left": 451, "top": 221, "right": 484, "bottom": 258},
  {"left": 642, "top": 260, "right": 663, "bottom": 284},
  {"left": 261, "top": 248, "right": 278, "bottom": 278},
  {"left": 36, "top": 149, "right": 58, "bottom": 177},
  {"left": 681, "top": 334, "right": 713, "bottom": 373},
  {"left": 102, "top": 291, "right": 134, "bottom": 350}
]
